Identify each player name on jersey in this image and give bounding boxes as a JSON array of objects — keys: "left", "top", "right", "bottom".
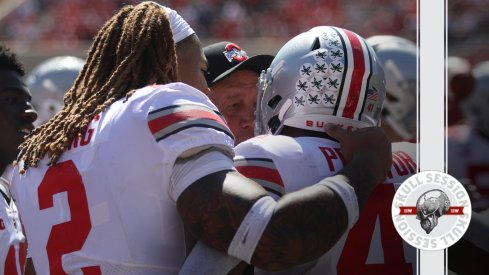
[{"left": 319, "top": 144, "right": 416, "bottom": 180}]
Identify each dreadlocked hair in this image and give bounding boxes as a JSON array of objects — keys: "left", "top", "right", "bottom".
[{"left": 17, "top": 1, "right": 177, "bottom": 172}]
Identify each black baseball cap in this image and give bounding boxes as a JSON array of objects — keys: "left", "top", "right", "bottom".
[{"left": 204, "top": 41, "right": 274, "bottom": 86}]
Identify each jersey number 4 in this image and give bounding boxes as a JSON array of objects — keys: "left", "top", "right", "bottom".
[
  {"left": 337, "top": 184, "right": 413, "bottom": 274},
  {"left": 39, "top": 160, "right": 101, "bottom": 275}
]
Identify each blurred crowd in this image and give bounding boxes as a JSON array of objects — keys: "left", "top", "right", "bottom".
[
  {"left": 1, "top": 0, "right": 135, "bottom": 49},
  {"left": 1, "top": 0, "right": 417, "bottom": 50},
  {"left": 1, "top": 0, "right": 487, "bottom": 61},
  {"left": 2, "top": 0, "right": 487, "bottom": 62},
  {"left": 447, "top": 0, "right": 489, "bottom": 64}
]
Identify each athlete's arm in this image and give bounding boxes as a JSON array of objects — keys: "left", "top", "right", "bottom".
[{"left": 177, "top": 125, "right": 391, "bottom": 271}]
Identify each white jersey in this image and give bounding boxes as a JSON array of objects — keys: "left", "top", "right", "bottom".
[
  {"left": 10, "top": 83, "right": 235, "bottom": 275},
  {"left": 234, "top": 135, "right": 417, "bottom": 275},
  {"left": 0, "top": 178, "right": 26, "bottom": 275},
  {"left": 448, "top": 125, "right": 489, "bottom": 203}
]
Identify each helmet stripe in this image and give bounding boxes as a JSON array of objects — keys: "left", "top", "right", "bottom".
[
  {"left": 332, "top": 27, "right": 349, "bottom": 116},
  {"left": 334, "top": 28, "right": 371, "bottom": 120},
  {"left": 357, "top": 40, "right": 374, "bottom": 122}
]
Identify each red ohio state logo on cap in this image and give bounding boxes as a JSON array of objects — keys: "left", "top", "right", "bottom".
[{"left": 223, "top": 43, "right": 248, "bottom": 63}]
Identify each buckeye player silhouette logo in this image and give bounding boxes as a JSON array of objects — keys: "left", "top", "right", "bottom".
[{"left": 392, "top": 171, "right": 472, "bottom": 250}]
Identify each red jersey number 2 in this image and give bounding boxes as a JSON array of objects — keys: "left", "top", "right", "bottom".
[
  {"left": 38, "top": 160, "right": 101, "bottom": 275},
  {"left": 337, "top": 184, "right": 413, "bottom": 275}
]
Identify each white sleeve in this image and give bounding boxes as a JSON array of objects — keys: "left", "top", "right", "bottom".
[
  {"left": 234, "top": 137, "right": 285, "bottom": 200},
  {"left": 143, "top": 83, "right": 235, "bottom": 161},
  {"left": 179, "top": 241, "right": 241, "bottom": 275},
  {"left": 170, "top": 149, "right": 235, "bottom": 202},
  {"left": 135, "top": 83, "right": 235, "bottom": 201}
]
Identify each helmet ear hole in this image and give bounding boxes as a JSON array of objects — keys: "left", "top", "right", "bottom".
[
  {"left": 268, "top": 95, "right": 282, "bottom": 109},
  {"left": 311, "top": 37, "right": 321, "bottom": 51},
  {"left": 385, "top": 92, "right": 399, "bottom": 102},
  {"left": 267, "top": 115, "right": 281, "bottom": 134}
]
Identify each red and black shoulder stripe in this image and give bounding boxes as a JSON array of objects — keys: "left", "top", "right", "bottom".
[
  {"left": 147, "top": 104, "right": 234, "bottom": 142},
  {"left": 234, "top": 157, "right": 285, "bottom": 198}
]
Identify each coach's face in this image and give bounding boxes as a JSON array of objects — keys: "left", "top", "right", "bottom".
[
  {"left": 208, "top": 70, "right": 258, "bottom": 144},
  {"left": 176, "top": 35, "right": 210, "bottom": 94}
]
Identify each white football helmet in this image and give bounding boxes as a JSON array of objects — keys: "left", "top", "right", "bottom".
[
  {"left": 465, "top": 61, "right": 489, "bottom": 136},
  {"left": 255, "top": 26, "right": 385, "bottom": 135},
  {"left": 367, "top": 35, "right": 417, "bottom": 140},
  {"left": 26, "top": 56, "right": 85, "bottom": 126}
]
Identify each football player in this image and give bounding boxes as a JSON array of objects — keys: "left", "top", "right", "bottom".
[
  {"left": 446, "top": 58, "right": 489, "bottom": 275},
  {"left": 448, "top": 60, "right": 489, "bottom": 270},
  {"left": 240, "top": 26, "right": 417, "bottom": 275},
  {"left": 0, "top": 44, "right": 37, "bottom": 275},
  {"left": 448, "top": 61, "right": 489, "bottom": 212},
  {"left": 10, "top": 2, "right": 391, "bottom": 274},
  {"left": 26, "top": 56, "right": 85, "bottom": 126},
  {"left": 180, "top": 27, "right": 418, "bottom": 275},
  {"left": 367, "top": 35, "right": 417, "bottom": 142}
]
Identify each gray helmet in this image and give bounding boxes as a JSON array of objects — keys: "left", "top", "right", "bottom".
[
  {"left": 367, "top": 35, "right": 417, "bottom": 140},
  {"left": 465, "top": 61, "right": 489, "bottom": 136},
  {"left": 255, "top": 26, "right": 385, "bottom": 135},
  {"left": 26, "top": 56, "right": 85, "bottom": 126}
]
